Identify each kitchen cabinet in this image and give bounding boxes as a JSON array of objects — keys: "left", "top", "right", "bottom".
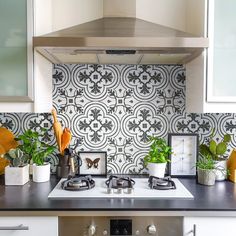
[
  {"left": 183, "top": 217, "right": 236, "bottom": 236},
  {"left": 0, "top": 217, "right": 58, "bottom": 236},
  {"left": 186, "top": 0, "right": 236, "bottom": 113},
  {"left": 0, "top": 0, "right": 52, "bottom": 112},
  {"left": 0, "top": 0, "right": 33, "bottom": 112}
]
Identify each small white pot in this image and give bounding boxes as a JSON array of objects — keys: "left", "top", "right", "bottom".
[
  {"left": 214, "top": 159, "right": 227, "bottom": 181},
  {"left": 147, "top": 162, "right": 167, "bottom": 178},
  {"left": 5, "top": 164, "right": 29, "bottom": 186},
  {"left": 32, "top": 163, "right": 50, "bottom": 183}
]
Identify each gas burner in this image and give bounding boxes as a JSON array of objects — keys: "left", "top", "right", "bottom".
[
  {"left": 105, "top": 175, "right": 135, "bottom": 194},
  {"left": 61, "top": 175, "right": 95, "bottom": 191},
  {"left": 148, "top": 176, "right": 176, "bottom": 190}
]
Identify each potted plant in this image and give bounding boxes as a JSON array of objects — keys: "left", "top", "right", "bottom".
[
  {"left": 16, "top": 129, "right": 55, "bottom": 183},
  {"left": 196, "top": 154, "right": 216, "bottom": 186},
  {"left": 144, "top": 136, "right": 172, "bottom": 178},
  {"left": 199, "top": 130, "right": 231, "bottom": 181},
  {"left": 4, "top": 148, "right": 29, "bottom": 185}
]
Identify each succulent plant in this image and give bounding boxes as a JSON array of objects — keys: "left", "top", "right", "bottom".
[
  {"left": 4, "top": 148, "right": 28, "bottom": 167},
  {"left": 199, "top": 130, "right": 231, "bottom": 161}
]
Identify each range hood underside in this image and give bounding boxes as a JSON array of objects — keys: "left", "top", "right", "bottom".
[{"left": 35, "top": 46, "right": 204, "bottom": 65}]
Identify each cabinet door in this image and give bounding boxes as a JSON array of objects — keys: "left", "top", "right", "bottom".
[
  {"left": 184, "top": 217, "right": 236, "bottom": 236},
  {"left": 207, "top": 0, "right": 236, "bottom": 102},
  {"left": 0, "top": 217, "right": 58, "bottom": 236},
  {"left": 0, "top": 0, "right": 33, "bottom": 101}
]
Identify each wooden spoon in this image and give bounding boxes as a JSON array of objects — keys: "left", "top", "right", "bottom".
[{"left": 51, "top": 109, "right": 63, "bottom": 153}]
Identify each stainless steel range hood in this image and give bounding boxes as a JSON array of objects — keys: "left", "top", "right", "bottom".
[{"left": 33, "top": 17, "right": 208, "bottom": 65}]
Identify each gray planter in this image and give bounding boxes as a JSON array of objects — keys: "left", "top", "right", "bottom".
[{"left": 197, "top": 168, "right": 216, "bottom": 186}]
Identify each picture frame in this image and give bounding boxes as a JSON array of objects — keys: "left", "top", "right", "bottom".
[
  {"left": 77, "top": 151, "right": 107, "bottom": 176},
  {"left": 168, "top": 133, "right": 199, "bottom": 177}
]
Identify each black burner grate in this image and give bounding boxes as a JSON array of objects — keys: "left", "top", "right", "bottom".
[
  {"left": 61, "top": 175, "right": 95, "bottom": 191},
  {"left": 148, "top": 176, "right": 176, "bottom": 190}
]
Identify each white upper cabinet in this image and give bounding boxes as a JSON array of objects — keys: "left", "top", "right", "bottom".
[{"left": 186, "top": 0, "right": 236, "bottom": 113}]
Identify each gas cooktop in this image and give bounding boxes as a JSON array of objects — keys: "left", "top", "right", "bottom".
[{"left": 48, "top": 176, "right": 193, "bottom": 199}]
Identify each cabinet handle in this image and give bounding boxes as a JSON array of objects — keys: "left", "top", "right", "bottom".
[
  {"left": 190, "top": 224, "right": 196, "bottom": 236},
  {"left": 0, "top": 224, "right": 29, "bottom": 230}
]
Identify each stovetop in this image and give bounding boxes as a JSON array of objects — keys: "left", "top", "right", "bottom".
[{"left": 48, "top": 176, "right": 193, "bottom": 199}]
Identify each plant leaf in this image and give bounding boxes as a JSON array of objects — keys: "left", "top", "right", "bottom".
[
  {"left": 223, "top": 134, "right": 231, "bottom": 143},
  {"left": 216, "top": 142, "right": 227, "bottom": 155},
  {"left": 209, "top": 140, "right": 217, "bottom": 155}
]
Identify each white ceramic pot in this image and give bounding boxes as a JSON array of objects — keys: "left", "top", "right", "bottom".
[
  {"left": 214, "top": 159, "right": 227, "bottom": 181},
  {"left": 5, "top": 164, "right": 29, "bottom": 185},
  {"left": 32, "top": 163, "right": 50, "bottom": 183},
  {"left": 147, "top": 162, "right": 167, "bottom": 178}
]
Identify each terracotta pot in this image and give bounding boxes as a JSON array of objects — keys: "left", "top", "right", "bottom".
[
  {"left": 197, "top": 168, "right": 216, "bottom": 186},
  {"left": 5, "top": 164, "right": 29, "bottom": 185},
  {"left": 147, "top": 162, "right": 167, "bottom": 178}
]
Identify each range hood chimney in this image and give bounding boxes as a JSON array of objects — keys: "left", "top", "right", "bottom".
[{"left": 34, "top": 6, "right": 208, "bottom": 65}]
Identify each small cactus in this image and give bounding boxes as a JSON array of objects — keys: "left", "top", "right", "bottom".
[
  {"left": 200, "top": 132, "right": 231, "bottom": 160},
  {"left": 5, "top": 148, "right": 28, "bottom": 167}
]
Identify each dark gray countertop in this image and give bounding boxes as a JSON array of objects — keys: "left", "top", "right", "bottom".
[{"left": 1, "top": 176, "right": 236, "bottom": 212}]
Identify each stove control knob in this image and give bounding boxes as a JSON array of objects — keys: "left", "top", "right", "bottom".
[
  {"left": 147, "top": 225, "right": 157, "bottom": 235},
  {"left": 88, "top": 225, "right": 96, "bottom": 236},
  {"left": 103, "top": 229, "right": 108, "bottom": 235},
  {"left": 135, "top": 230, "right": 140, "bottom": 235}
]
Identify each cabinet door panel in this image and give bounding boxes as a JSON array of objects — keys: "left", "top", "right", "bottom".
[
  {"left": 0, "top": 217, "right": 58, "bottom": 236},
  {"left": 207, "top": 0, "right": 236, "bottom": 102},
  {"left": 184, "top": 217, "right": 236, "bottom": 236},
  {"left": 0, "top": 0, "right": 31, "bottom": 98}
]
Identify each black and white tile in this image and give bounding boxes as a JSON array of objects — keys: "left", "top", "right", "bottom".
[{"left": 0, "top": 64, "right": 235, "bottom": 174}]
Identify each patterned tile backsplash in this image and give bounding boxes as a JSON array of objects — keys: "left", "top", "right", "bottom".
[{"left": 1, "top": 64, "right": 236, "bottom": 174}]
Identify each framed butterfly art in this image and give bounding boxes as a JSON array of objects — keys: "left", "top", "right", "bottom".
[{"left": 77, "top": 151, "right": 107, "bottom": 176}]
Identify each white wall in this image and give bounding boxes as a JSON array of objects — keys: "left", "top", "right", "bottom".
[
  {"left": 136, "top": 0, "right": 187, "bottom": 31},
  {"left": 34, "top": 0, "right": 53, "bottom": 36},
  {"left": 51, "top": 0, "right": 103, "bottom": 31},
  {"left": 186, "top": 0, "right": 206, "bottom": 36}
]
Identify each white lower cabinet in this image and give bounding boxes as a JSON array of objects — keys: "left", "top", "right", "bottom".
[
  {"left": 183, "top": 217, "right": 236, "bottom": 236},
  {"left": 0, "top": 217, "right": 58, "bottom": 236}
]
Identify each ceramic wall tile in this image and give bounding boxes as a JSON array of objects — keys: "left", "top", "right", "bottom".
[{"left": 0, "top": 64, "right": 235, "bottom": 174}]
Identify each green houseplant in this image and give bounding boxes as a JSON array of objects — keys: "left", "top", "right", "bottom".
[
  {"left": 4, "top": 148, "right": 29, "bottom": 185},
  {"left": 196, "top": 154, "right": 216, "bottom": 186},
  {"left": 144, "top": 137, "right": 172, "bottom": 178},
  {"left": 16, "top": 129, "right": 55, "bottom": 182},
  {"left": 199, "top": 130, "right": 231, "bottom": 181}
]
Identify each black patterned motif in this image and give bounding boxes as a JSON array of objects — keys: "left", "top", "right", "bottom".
[{"left": 0, "top": 64, "right": 236, "bottom": 174}]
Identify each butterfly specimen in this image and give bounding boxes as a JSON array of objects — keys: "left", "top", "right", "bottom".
[{"left": 85, "top": 158, "right": 100, "bottom": 169}]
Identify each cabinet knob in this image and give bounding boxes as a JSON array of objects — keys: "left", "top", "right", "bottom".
[
  {"left": 88, "top": 224, "right": 96, "bottom": 236},
  {"left": 147, "top": 224, "right": 157, "bottom": 235}
]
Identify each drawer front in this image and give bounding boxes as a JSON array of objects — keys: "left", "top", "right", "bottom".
[{"left": 0, "top": 217, "right": 58, "bottom": 236}]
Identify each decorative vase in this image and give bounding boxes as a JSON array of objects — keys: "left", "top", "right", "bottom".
[
  {"left": 5, "top": 164, "right": 29, "bottom": 185},
  {"left": 214, "top": 159, "right": 227, "bottom": 181},
  {"left": 32, "top": 162, "right": 50, "bottom": 183},
  {"left": 197, "top": 168, "right": 216, "bottom": 186},
  {"left": 147, "top": 162, "right": 167, "bottom": 178}
]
